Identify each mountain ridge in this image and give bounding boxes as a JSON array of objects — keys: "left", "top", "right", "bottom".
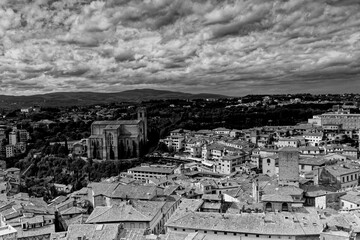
[{"left": 0, "top": 89, "right": 228, "bottom": 108}]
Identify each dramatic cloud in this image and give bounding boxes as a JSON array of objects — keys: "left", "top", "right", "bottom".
[{"left": 1, "top": 0, "right": 360, "bottom": 96}]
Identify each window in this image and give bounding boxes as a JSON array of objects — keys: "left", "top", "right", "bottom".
[
  {"left": 282, "top": 203, "right": 289, "bottom": 211},
  {"left": 183, "top": 229, "right": 185, "bottom": 231},
  {"left": 265, "top": 202, "right": 272, "bottom": 211},
  {"left": 269, "top": 236, "right": 272, "bottom": 238},
  {"left": 245, "top": 234, "right": 248, "bottom": 237},
  {"left": 256, "top": 235, "right": 260, "bottom": 238},
  {"left": 204, "top": 231, "right": 207, "bottom": 233},
  {"left": 107, "top": 133, "right": 114, "bottom": 145},
  {"left": 174, "top": 228, "right": 177, "bottom": 231},
  {"left": 214, "top": 231, "right": 217, "bottom": 234},
  {"left": 234, "top": 233, "right": 237, "bottom": 236},
  {"left": 224, "top": 232, "right": 227, "bottom": 235}
]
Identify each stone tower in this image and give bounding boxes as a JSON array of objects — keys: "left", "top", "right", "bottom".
[
  {"left": 137, "top": 107, "right": 148, "bottom": 142},
  {"left": 278, "top": 148, "right": 299, "bottom": 187}
]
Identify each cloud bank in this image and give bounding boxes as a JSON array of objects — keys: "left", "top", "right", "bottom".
[{"left": 1, "top": 0, "right": 360, "bottom": 96}]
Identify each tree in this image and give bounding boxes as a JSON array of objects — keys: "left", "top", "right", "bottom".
[
  {"left": 157, "top": 142, "right": 168, "bottom": 153},
  {"left": 51, "top": 143, "right": 60, "bottom": 155},
  {"left": 64, "top": 138, "right": 69, "bottom": 155},
  {"left": 57, "top": 146, "right": 68, "bottom": 157}
]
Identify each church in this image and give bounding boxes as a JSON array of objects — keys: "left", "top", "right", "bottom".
[{"left": 87, "top": 108, "right": 147, "bottom": 160}]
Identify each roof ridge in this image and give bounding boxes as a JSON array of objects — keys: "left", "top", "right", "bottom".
[
  {"left": 127, "top": 203, "right": 150, "bottom": 220},
  {"left": 167, "top": 211, "right": 194, "bottom": 225},
  {"left": 87, "top": 206, "right": 111, "bottom": 222}
]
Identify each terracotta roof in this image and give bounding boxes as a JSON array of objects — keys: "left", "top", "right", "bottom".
[
  {"left": 128, "top": 166, "right": 175, "bottom": 174},
  {"left": 64, "top": 214, "right": 89, "bottom": 227},
  {"left": 60, "top": 206, "right": 87, "bottom": 216},
  {"left": 201, "top": 202, "right": 222, "bottom": 210},
  {"left": 340, "top": 191, "right": 360, "bottom": 205},
  {"left": 66, "top": 223, "right": 120, "bottom": 240},
  {"left": 111, "top": 185, "right": 162, "bottom": 200},
  {"left": 89, "top": 182, "right": 161, "bottom": 200},
  {"left": 278, "top": 147, "right": 299, "bottom": 152},
  {"left": 166, "top": 211, "right": 324, "bottom": 236},
  {"left": 299, "top": 157, "right": 326, "bottom": 166},
  {"left": 262, "top": 184, "right": 304, "bottom": 196},
  {"left": 261, "top": 194, "right": 294, "bottom": 202},
  {"left": 325, "top": 164, "right": 360, "bottom": 177},
  {"left": 86, "top": 201, "right": 165, "bottom": 223},
  {"left": 15, "top": 224, "right": 55, "bottom": 238},
  {"left": 202, "top": 194, "right": 222, "bottom": 201}
]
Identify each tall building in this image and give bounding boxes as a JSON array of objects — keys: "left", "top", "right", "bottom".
[
  {"left": 8, "top": 129, "right": 29, "bottom": 146},
  {"left": 278, "top": 148, "right": 299, "bottom": 187},
  {"left": 87, "top": 108, "right": 147, "bottom": 160},
  {"left": 9, "top": 131, "right": 17, "bottom": 145}
]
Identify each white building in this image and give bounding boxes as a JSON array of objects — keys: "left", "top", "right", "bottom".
[
  {"left": 162, "top": 135, "right": 185, "bottom": 151},
  {"left": 216, "top": 155, "right": 244, "bottom": 175},
  {"left": 303, "top": 132, "right": 323, "bottom": 146},
  {"left": 213, "top": 128, "right": 231, "bottom": 136},
  {"left": 9, "top": 131, "right": 17, "bottom": 145},
  {"left": 5, "top": 145, "right": 15, "bottom": 158},
  {"left": 275, "top": 138, "right": 300, "bottom": 148},
  {"left": 308, "top": 115, "right": 322, "bottom": 126},
  {"left": 340, "top": 191, "right": 360, "bottom": 210}
]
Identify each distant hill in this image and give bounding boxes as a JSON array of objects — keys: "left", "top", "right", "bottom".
[{"left": 0, "top": 89, "right": 228, "bottom": 108}]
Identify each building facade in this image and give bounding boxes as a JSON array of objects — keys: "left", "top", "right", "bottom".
[
  {"left": 87, "top": 108, "right": 147, "bottom": 160},
  {"left": 278, "top": 149, "right": 299, "bottom": 186},
  {"left": 320, "top": 113, "right": 360, "bottom": 130}
]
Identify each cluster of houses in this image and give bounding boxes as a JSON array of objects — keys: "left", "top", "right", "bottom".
[
  {"left": 3, "top": 109, "right": 360, "bottom": 239},
  {"left": 0, "top": 126, "right": 29, "bottom": 159},
  {"left": 2, "top": 146, "right": 356, "bottom": 239},
  {"left": 160, "top": 109, "right": 360, "bottom": 177}
]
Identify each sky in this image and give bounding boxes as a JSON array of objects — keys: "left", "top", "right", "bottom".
[{"left": 0, "top": 0, "right": 360, "bottom": 96}]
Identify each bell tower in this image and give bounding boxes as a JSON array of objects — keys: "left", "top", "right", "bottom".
[{"left": 137, "top": 107, "right": 148, "bottom": 142}]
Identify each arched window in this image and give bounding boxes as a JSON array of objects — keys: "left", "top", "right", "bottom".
[
  {"left": 265, "top": 202, "right": 272, "bottom": 211},
  {"left": 267, "top": 159, "right": 271, "bottom": 164},
  {"left": 107, "top": 133, "right": 114, "bottom": 145},
  {"left": 282, "top": 203, "right": 289, "bottom": 211}
]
